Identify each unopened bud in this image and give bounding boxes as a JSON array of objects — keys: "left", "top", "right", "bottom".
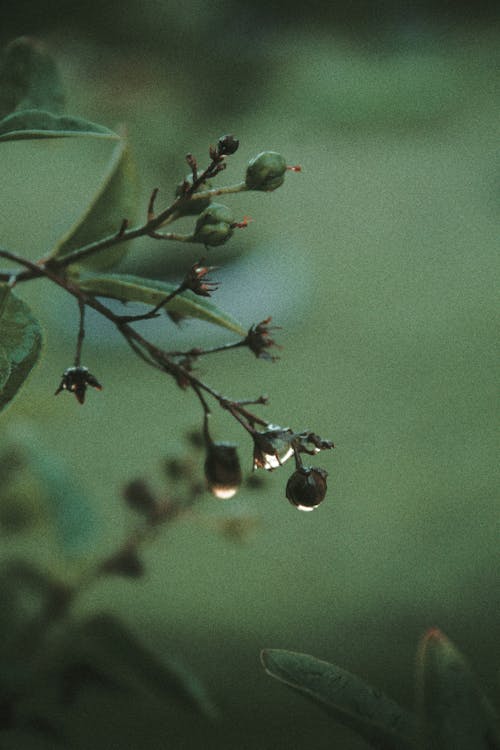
[
  {"left": 194, "top": 203, "right": 234, "bottom": 246},
  {"left": 204, "top": 442, "right": 242, "bottom": 499},
  {"left": 245, "top": 152, "right": 287, "bottom": 192},
  {"left": 217, "top": 134, "right": 239, "bottom": 156},
  {"left": 286, "top": 467, "right": 328, "bottom": 511}
]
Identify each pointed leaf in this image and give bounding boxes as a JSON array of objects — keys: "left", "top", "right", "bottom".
[
  {"left": 0, "top": 109, "right": 118, "bottom": 142},
  {"left": 76, "top": 272, "right": 246, "bottom": 335},
  {"left": 416, "top": 628, "right": 500, "bottom": 750},
  {"left": 261, "top": 649, "right": 417, "bottom": 750},
  {"left": 0, "top": 284, "right": 43, "bottom": 414},
  {"left": 69, "top": 614, "right": 218, "bottom": 720},
  {"left": 47, "top": 137, "right": 137, "bottom": 270},
  {"left": 0, "top": 36, "right": 64, "bottom": 118}
]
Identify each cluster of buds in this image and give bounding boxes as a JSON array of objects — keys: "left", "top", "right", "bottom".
[
  {"left": 203, "top": 413, "right": 333, "bottom": 511},
  {"left": 50, "top": 132, "right": 329, "bottom": 513},
  {"left": 252, "top": 425, "right": 333, "bottom": 511}
]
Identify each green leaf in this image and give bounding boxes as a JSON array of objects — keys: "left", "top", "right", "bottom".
[
  {"left": 47, "top": 137, "right": 137, "bottom": 270},
  {"left": 0, "top": 285, "right": 43, "bottom": 414},
  {"left": 0, "top": 425, "right": 97, "bottom": 556},
  {"left": 416, "top": 628, "right": 500, "bottom": 750},
  {"left": 0, "top": 109, "right": 118, "bottom": 142},
  {"left": 66, "top": 615, "right": 218, "bottom": 720},
  {"left": 77, "top": 272, "right": 246, "bottom": 335},
  {"left": 0, "top": 36, "right": 64, "bottom": 118},
  {"left": 261, "top": 649, "right": 417, "bottom": 750}
]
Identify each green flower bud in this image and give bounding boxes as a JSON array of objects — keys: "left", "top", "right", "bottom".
[
  {"left": 286, "top": 467, "right": 328, "bottom": 511},
  {"left": 175, "top": 175, "right": 212, "bottom": 215},
  {"left": 245, "top": 152, "right": 287, "bottom": 192},
  {"left": 204, "top": 442, "right": 242, "bottom": 499},
  {"left": 194, "top": 203, "right": 234, "bottom": 246}
]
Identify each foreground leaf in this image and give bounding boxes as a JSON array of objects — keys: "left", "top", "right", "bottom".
[
  {"left": 0, "top": 285, "right": 43, "bottom": 414},
  {"left": 0, "top": 36, "right": 64, "bottom": 118},
  {"left": 48, "top": 137, "right": 137, "bottom": 270},
  {"left": 0, "top": 424, "right": 97, "bottom": 556},
  {"left": 261, "top": 649, "right": 417, "bottom": 750},
  {"left": 77, "top": 272, "right": 246, "bottom": 335},
  {"left": 65, "top": 615, "right": 218, "bottom": 720},
  {"left": 416, "top": 628, "right": 500, "bottom": 750},
  {"left": 0, "top": 109, "right": 118, "bottom": 142},
  {"left": 0, "top": 561, "right": 59, "bottom": 692}
]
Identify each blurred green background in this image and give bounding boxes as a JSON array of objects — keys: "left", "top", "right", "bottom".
[{"left": 1, "top": 2, "right": 499, "bottom": 748}]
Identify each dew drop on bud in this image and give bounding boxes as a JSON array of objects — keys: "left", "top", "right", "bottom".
[
  {"left": 253, "top": 426, "right": 294, "bottom": 471},
  {"left": 204, "top": 442, "right": 242, "bottom": 499},
  {"left": 286, "top": 467, "right": 328, "bottom": 511}
]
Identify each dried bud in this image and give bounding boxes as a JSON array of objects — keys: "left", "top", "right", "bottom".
[
  {"left": 100, "top": 546, "right": 144, "bottom": 578},
  {"left": 194, "top": 203, "right": 234, "bottom": 246},
  {"left": 204, "top": 442, "right": 242, "bottom": 499},
  {"left": 253, "top": 425, "right": 294, "bottom": 471},
  {"left": 217, "top": 134, "right": 239, "bottom": 156},
  {"left": 286, "top": 467, "right": 328, "bottom": 511},
  {"left": 175, "top": 174, "right": 212, "bottom": 215},
  {"left": 245, "top": 151, "right": 287, "bottom": 191},
  {"left": 244, "top": 317, "right": 280, "bottom": 360},
  {"left": 184, "top": 261, "right": 219, "bottom": 297},
  {"left": 54, "top": 366, "right": 102, "bottom": 404},
  {"left": 294, "top": 431, "right": 335, "bottom": 455},
  {"left": 122, "top": 479, "right": 158, "bottom": 518}
]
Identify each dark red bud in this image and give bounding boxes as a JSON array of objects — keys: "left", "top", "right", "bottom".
[
  {"left": 204, "top": 442, "right": 242, "bottom": 499},
  {"left": 286, "top": 467, "right": 328, "bottom": 511}
]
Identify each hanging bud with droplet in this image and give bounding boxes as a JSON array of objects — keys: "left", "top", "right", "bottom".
[
  {"left": 286, "top": 466, "right": 328, "bottom": 511},
  {"left": 253, "top": 425, "right": 295, "bottom": 471},
  {"left": 204, "top": 441, "right": 242, "bottom": 499},
  {"left": 54, "top": 366, "right": 102, "bottom": 404}
]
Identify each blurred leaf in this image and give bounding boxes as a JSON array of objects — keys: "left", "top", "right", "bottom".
[
  {"left": 261, "top": 649, "right": 417, "bottom": 750},
  {"left": 48, "top": 137, "right": 137, "bottom": 270},
  {"left": 29, "top": 450, "right": 97, "bottom": 557},
  {"left": 0, "top": 36, "right": 64, "bottom": 118},
  {"left": 0, "top": 285, "right": 42, "bottom": 415},
  {"left": 416, "top": 628, "right": 500, "bottom": 750},
  {"left": 0, "top": 561, "right": 58, "bottom": 693},
  {"left": 0, "top": 109, "right": 118, "bottom": 142},
  {"left": 76, "top": 272, "right": 246, "bottom": 335},
  {"left": 66, "top": 614, "right": 218, "bottom": 720},
  {"left": 0, "top": 425, "right": 97, "bottom": 556}
]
